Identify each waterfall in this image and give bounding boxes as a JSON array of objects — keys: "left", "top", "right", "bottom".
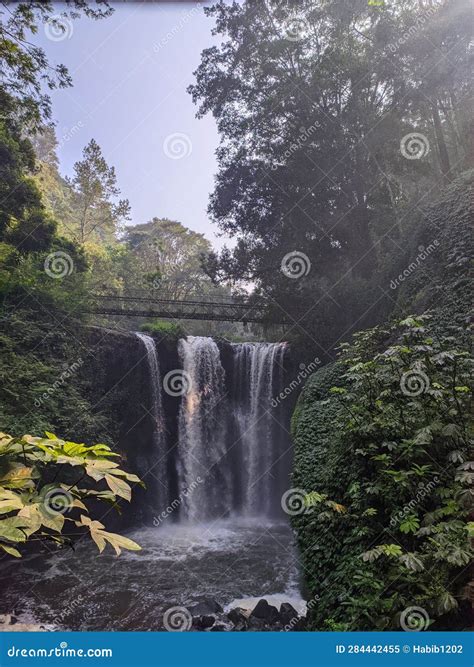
[
  {"left": 177, "top": 337, "right": 231, "bottom": 521},
  {"left": 135, "top": 333, "right": 168, "bottom": 513},
  {"left": 176, "top": 336, "right": 289, "bottom": 521},
  {"left": 232, "top": 342, "right": 288, "bottom": 516}
]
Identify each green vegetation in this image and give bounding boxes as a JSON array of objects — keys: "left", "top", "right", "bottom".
[
  {"left": 291, "top": 167, "right": 472, "bottom": 630},
  {"left": 190, "top": 0, "right": 472, "bottom": 353},
  {"left": 0, "top": 0, "right": 472, "bottom": 634},
  {"left": 293, "top": 315, "right": 472, "bottom": 630},
  {"left": 140, "top": 319, "right": 185, "bottom": 341},
  {"left": 0, "top": 431, "right": 141, "bottom": 558}
]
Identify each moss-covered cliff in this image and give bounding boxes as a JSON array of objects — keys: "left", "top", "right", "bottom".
[{"left": 291, "top": 171, "right": 473, "bottom": 631}]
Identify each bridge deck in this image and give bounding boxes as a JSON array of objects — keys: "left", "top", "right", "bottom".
[{"left": 85, "top": 294, "right": 292, "bottom": 324}]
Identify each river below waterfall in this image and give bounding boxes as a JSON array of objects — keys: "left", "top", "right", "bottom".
[{"left": 0, "top": 519, "right": 304, "bottom": 630}]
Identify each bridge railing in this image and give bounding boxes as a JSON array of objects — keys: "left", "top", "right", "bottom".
[{"left": 85, "top": 292, "right": 292, "bottom": 324}]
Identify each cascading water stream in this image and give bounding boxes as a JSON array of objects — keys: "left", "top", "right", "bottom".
[
  {"left": 177, "top": 336, "right": 231, "bottom": 521},
  {"left": 232, "top": 342, "right": 288, "bottom": 517},
  {"left": 177, "top": 337, "right": 289, "bottom": 521},
  {"left": 135, "top": 332, "right": 169, "bottom": 513}
]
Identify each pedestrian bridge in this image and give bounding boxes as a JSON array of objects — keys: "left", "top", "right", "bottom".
[{"left": 85, "top": 292, "right": 292, "bottom": 324}]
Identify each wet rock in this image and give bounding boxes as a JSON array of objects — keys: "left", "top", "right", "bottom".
[
  {"left": 192, "top": 615, "right": 215, "bottom": 630},
  {"left": 233, "top": 621, "right": 247, "bottom": 631},
  {"left": 280, "top": 602, "right": 299, "bottom": 626},
  {"left": 210, "top": 623, "right": 227, "bottom": 631},
  {"left": 227, "top": 607, "right": 248, "bottom": 626},
  {"left": 189, "top": 597, "right": 223, "bottom": 616},
  {"left": 247, "top": 616, "right": 267, "bottom": 631},
  {"left": 251, "top": 599, "right": 280, "bottom": 625},
  {"left": 294, "top": 617, "right": 307, "bottom": 630}
]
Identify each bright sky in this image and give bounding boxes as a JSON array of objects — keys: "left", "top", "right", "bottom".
[{"left": 34, "top": 2, "right": 226, "bottom": 248}]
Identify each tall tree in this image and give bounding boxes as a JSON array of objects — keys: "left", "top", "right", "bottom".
[
  {"left": 68, "top": 139, "right": 131, "bottom": 245},
  {"left": 189, "top": 0, "right": 472, "bottom": 348},
  {"left": 124, "top": 218, "right": 218, "bottom": 299}
]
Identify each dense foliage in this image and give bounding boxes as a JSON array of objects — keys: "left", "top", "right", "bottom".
[
  {"left": 292, "top": 314, "right": 472, "bottom": 630},
  {"left": 0, "top": 431, "right": 141, "bottom": 558},
  {"left": 190, "top": 0, "right": 473, "bottom": 352}
]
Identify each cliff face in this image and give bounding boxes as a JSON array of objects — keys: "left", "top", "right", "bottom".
[{"left": 83, "top": 327, "right": 182, "bottom": 527}]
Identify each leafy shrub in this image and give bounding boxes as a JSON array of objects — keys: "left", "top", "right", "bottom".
[
  {"left": 0, "top": 431, "right": 142, "bottom": 557},
  {"left": 140, "top": 319, "right": 184, "bottom": 340},
  {"left": 292, "top": 314, "right": 472, "bottom": 630}
]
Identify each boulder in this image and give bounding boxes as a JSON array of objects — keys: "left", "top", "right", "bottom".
[
  {"left": 251, "top": 599, "right": 280, "bottom": 625},
  {"left": 227, "top": 607, "right": 248, "bottom": 626},
  {"left": 280, "top": 602, "right": 299, "bottom": 626},
  {"left": 247, "top": 616, "right": 266, "bottom": 631},
  {"left": 210, "top": 623, "right": 227, "bottom": 631},
  {"left": 192, "top": 615, "right": 215, "bottom": 630},
  {"left": 189, "top": 597, "right": 223, "bottom": 616}
]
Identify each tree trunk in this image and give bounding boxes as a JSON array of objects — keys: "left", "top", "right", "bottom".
[{"left": 431, "top": 101, "right": 451, "bottom": 182}]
